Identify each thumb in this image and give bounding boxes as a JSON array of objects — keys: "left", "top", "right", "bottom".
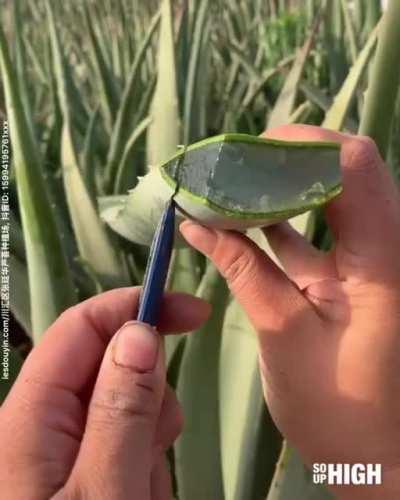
[
  {"left": 180, "top": 221, "right": 310, "bottom": 333},
  {"left": 68, "top": 321, "right": 165, "bottom": 499}
]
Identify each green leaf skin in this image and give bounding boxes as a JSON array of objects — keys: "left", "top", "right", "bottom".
[
  {"left": 359, "top": 0, "right": 400, "bottom": 158},
  {"left": 147, "top": 0, "right": 181, "bottom": 167},
  {"left": 100, "top": 134, "right": 341, "bottom": 245},
  {"left": 267, "top": 444, "right": 333, "bottom": 500},
  {"left": 175, "top": 264, "right": 229, "bottom": 500},
  {"left": 0, "top": 25, "right": 77, "bottom": 342},
  {"left": 323, "top": 24, "right": 379, "bottom": 131}
]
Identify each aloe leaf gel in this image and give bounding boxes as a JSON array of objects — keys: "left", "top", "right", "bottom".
[{"left": 100, "top": 134, "right": 342, "bottom": 245}]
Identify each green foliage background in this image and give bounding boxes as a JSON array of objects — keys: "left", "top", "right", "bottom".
[{"left": 1, "top": 0, "right": 400, "bottom": 498}]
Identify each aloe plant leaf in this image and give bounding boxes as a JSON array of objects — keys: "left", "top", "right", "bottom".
[
  {"left": 46, "top": 1, "right": 131, "bottom": 288},
  {"left": 340, "top": 0, "right": 359, "bottom": 63},
  {"left": 61, "top": 120, "right": 130, "bottom": 288},
  {"left": 359, "top": 0, "right": 400, "bottom": 158},
  {"left": 0, "top": 25, "right": 77, "bottom": 342},
  {"left": 267, "top": 444, "right": 334, "bottom": 500},
  {"left": 104, "top": 10, "right": 161, "bottom": 190},
  {"left": 147, "top": 0, "right": 181, "bottom": 168},
  {"left": 164, "top": 246, "right": 204, "bottom": 369},
  {"left": 175, "top": 263, "right": 229, "bottom": 500},
  {"left": 82, "top": 2, "right": 118, "bottom": 133},
  {"left": 114, "top": 116, "right": 151, "bottom": 194},
  {"left": 101, "top": 134, "right": 341, "bottom": 245},
  {"left": 219, "top": 299, "right": 281, "bottom": 500},
  {"left": 183, "top": 0, "right": 211, "bottom": 144},
  {"left": 267, "top": 14, "right": 321, "bottom": 128},
  {"left": 323, "top": 24, "right": 379, "bottom": 131}
]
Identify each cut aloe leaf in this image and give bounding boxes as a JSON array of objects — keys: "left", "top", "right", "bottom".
[{"left": 100, "top": 134, "right": 341, "bottom": 246}]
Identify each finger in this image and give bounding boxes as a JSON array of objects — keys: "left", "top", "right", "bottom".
[
  {"left": 4, "top": 289, "right": 210, "bottom": 409},
  {"left": 151, "top": 456, "right": 173, "bottom": 500},
  {"left": 264, "top": 125, "right": 400, "bottom": 267},
  {"left": 264, "top": 222, "right": 337, "bottom": 288},
  {"left": 68, "top": 322, "right": 165, "bottom": 499},
  {"left": 155, "top": 385, "right": 183, "bottom": 452},
  {"left": 180, "top": 221, "right": 313, "bottom": 334}
]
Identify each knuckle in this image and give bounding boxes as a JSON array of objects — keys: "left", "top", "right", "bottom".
[
  {"left": 90, "top": 380, "right": 157, "bottom": 427},
  {"left": 346, "top": 135, "right": 382, "bottom": 172},
  {"left": 223, "top": 250, "right": 258, "bottom": 293}
]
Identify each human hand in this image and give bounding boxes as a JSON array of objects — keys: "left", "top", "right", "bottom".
[
  {"left": 180, "top": 124, "right": 400, "bottom": 499},
  {"left": 0, "top": 288, "right": 210, "bottom": 499}
]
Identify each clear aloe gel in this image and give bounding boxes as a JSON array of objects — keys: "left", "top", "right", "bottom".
[{"left": 162, "top": 134, "right": 341, "bottom": 217}]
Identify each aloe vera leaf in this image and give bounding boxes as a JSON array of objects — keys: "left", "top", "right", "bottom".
[
  {"left": 267, "top": 444, "right": 334, "bottom": 500},
  {"left": 267, "top": 13, "right": 321, "bottom": 128},
  {"left": 183, "top": 0, "right": 210, "bottom": 144},
  {"left": 325, "top": 0, "right": 348, "bottom": 94},
  {"left": 240, "top": 55, "right": 295, "bottom": 111},
  {"left": 288, "top": 101, "right": 313, "bottom": 125},
  {"left": 0, "top": 26, "right": 77, "bottom": 341},
  {"left": 81, "top": 108, "right": 99, "bottom": 200},
  {"left": 61, "top": 121, "right": 130, "bottom": 288},
  {"left": 45, "top": 1, "right": 88, "bottom": 137},
  {"left": 147, "top": 0, "right": 181, "bottom": 168},
  {"left": 104, "top": 10, "right": 161, "bottom": 190},
  {"left": 219, "top": 300, "right": 281, "bottom": 500},
  {"left": 114, "top": 116, "right": 151, "bottom": 194},
  {"left": 340, "top": 0, "right": 359, "bottom": 63},
  {"left": 82, "top": 2, "right": 118, "bottom": 133},
  {"left": 100, "top": 134, "right": 341, "bottom": 244},
  {"left": 164, "top": 246, "right": 204, "bottom": 368},
  {"left": 46, "top": 2, "right": 131, "bottom": 288},
  {"left": 299, "top": 81, "right": 358, "bottom": 132},
  {"left": 175, "top": 263, "right": 229, "bottom": 500},
  {"left": 323, "top": 24, "right": 379, "bottom": 131},
  {"left": 162, "top": 134, "right": 341, "bottom": 223},
  {"left": 13, "top": 0, "right": 35, "bottom": 140},
  {"left": 359, "top": 0, "right": 400, "bottom": 158},
  {"left": 10, "top": 254, "right": 31, "bottom": 334},
  {"left": 362, "top": 0, "right": 381, "bottom": 42}
]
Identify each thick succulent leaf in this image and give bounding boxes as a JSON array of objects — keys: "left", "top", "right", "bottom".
[
  {"left": 61, "top": 121, "right": 130, "bottom": 288},
  {"left": 101, "top": 134, "right": 341, "bottom": 245},
  {"left": 175, "top": 264, "right": 229, "bottom": 500},
  {"left": 323, "top": 24, "right": 379, "bottom": 131},
  {"left": 219, "top": 299, "right": 281, "bottom": 500},
  {"left": 82, "top": 2, "right": 118, "bottom": 133},
  {"left": 183, "top": 0, "right": 211, "bottom": 144},
  {"left": 267, "top": 13, "right": 321, "bottom": 128},
  {"left": 98, "top": 174, "right": 185, "bottom": 247},
  {"left": 104, "top": 10, "right": 161, "bottom": 189},
  {"left": 147, "top": 0, "right": 181, "bottom": 167},
  {"left": 267, "top": 444, "right": 334, "bottom": 500},
  {"left": 359, "top": 0, "right": 400, "bottom": 158},
  {"left": 0, "top": 25, "right": 77, "bottom": 342}
]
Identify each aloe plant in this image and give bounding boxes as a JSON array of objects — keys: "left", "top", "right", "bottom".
[{"left": 2, "top": 1, "right": 400, "bottom": 498}]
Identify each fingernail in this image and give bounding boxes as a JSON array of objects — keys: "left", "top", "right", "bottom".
[
  {"left": 180, "top": 221, "right": 217, "bottom": 255},
  {"left": 113, "top": 321, "right": 159, "bottom": 372}
]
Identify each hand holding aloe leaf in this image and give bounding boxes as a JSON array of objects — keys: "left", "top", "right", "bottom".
[{"left": 181, "top": 125, "right": 400, "bottom": 499}]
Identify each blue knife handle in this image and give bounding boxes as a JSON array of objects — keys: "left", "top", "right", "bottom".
[{"left": 137, "top": 199, "right": 176, "bottom": 327}]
